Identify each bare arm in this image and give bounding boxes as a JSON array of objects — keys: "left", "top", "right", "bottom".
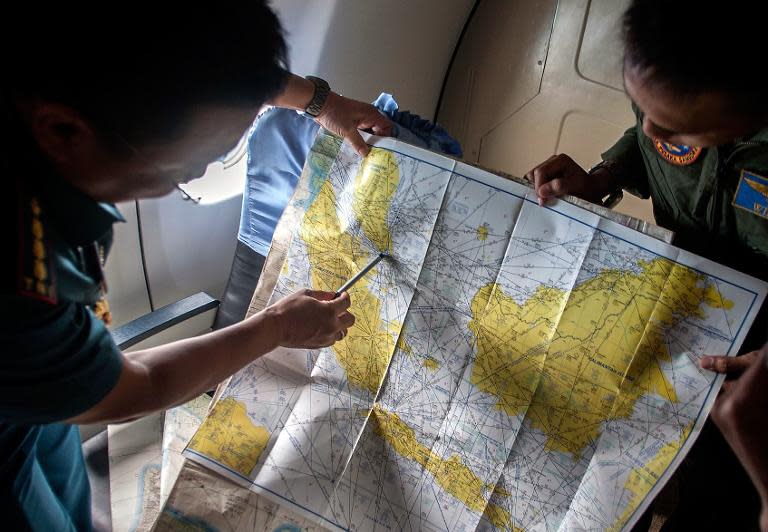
[
  {"left": 268, "top": 72, "right": 316, "bottom": 111},
  {"left": 702, "top": 349, "right": 768, "bottom": 531},
  {"left": 67, "top": 290, "right": 354, "bottom": 425},
  {"left": 269, "top": 73, "right": 393, "bottom": 156}
]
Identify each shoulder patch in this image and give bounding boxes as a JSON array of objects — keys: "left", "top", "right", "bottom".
[
  {"left": 653, "top": 139, "right": 702, "bottom": 166},
  {"left": 18, "top": 194, "right": 57, "bottom": 303},
  {"left": 733, "top": 169, "right": 768, "bottom": 220}
]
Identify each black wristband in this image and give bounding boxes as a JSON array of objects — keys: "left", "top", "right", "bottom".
[{"left": 589, "top": 160, "right": 623, "bottom": 208}]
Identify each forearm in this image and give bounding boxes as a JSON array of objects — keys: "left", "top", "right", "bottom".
[
  {"left": 736, "top": 432, "right": 768, "bottom": 511},
  {"left": 266, "top": 72, "right": 393, "bottom": 157},
  {"left": 268, "top": 72, "right": 315, "bottom": 110},
  {"left": 133, "top": 311, "right": 279, "bottom": 409},
  {"left": 732, "top": 372, "right": 768, "bottom": 507},
  {"left": 68, "top": 309, "right": 282, "bottom": 424},
  {"left": 732, "top": 437, "right": 768, "bottom": 530},
  {"left": 709, "top": 350, "right": 768, "bottom": 528}
]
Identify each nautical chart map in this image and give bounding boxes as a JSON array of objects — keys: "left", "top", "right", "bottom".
[{"left": 184, "top": 132, "right": 766, "bottom": 531}]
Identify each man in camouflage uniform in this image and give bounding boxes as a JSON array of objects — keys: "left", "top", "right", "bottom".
[{"left": 527, "top": 1, "right": 768, "bottom": 529}]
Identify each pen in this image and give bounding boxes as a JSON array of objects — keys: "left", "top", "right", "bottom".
[{"left": 334, "top": 252, "right": 389, "bottom": 297}]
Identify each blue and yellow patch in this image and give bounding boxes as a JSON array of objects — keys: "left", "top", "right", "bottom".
[
  {"left": 733, "top": 169, "right": 768, "bottom": 219},
  {"left": 653, "top": 139, "right": 702, "bottom": 166}
]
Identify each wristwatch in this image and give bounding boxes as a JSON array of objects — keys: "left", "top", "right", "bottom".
[
  {"left": 304, "top": 76, "right": 331, "bottom": 117},
  {"left": 589, "top": 159, "right": 623, "bottom": 209}
]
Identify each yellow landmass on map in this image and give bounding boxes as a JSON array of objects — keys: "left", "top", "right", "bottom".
[
  {"left": 188, "top": 397, "right": 269, "bottom": 477},
  {"left": 469, "top": 258, "right": 731, "bottom": 459},
  {"left": 396, "top": 335, "right": 412, "bottom": 356},
  {"left": 353, "top": 149, "right": 399, "bottom": 253},
  {"left": 477, "top": 224, "right": 489, "bottom": 241},
  {"left": 395, "top": 333, "right": 440, "bottom": 371},
  {"left": 371, "top": 405, "right": 522, "bottom": 531},
  {"left": 610, "top": 424, "right": 693, "bottom": 531},
  {"left": 299, "top": 150, "right": 401, "bottom": 394},
  {"left": 395, "top": 334, "right": 440, "bottom": 370}
]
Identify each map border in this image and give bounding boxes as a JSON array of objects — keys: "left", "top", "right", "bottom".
[{"left": 185, "top": 134, "right": 765, "bottom": 532}]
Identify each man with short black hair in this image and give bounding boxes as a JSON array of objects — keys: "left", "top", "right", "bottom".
[
  {"left": 527, "top": 0, "right": 768, "bottom": 529},
  {"left": 0, "top": 6, "right": 392, "bottom": 530}
]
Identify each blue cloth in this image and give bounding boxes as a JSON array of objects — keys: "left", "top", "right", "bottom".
[
  {"left": 239, "top": 109, "right": 320, "bottom": 257},
  {"left": 2, "top": 424, "right": 91, "bottom": 531},
  {"left": 239, "top": 93, "right": 462, "bottom": 256},
  {"left": 371, "top": 93, "right": 462, "bottom": 157}
]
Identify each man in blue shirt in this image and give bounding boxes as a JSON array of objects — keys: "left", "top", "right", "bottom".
[{"left": 0, "top": 6, "right": 391, "bottom": 530}]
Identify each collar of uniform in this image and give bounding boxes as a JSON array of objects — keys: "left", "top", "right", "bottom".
[{"left": 38, "top": 174, "right": 125, "bottom": 246}]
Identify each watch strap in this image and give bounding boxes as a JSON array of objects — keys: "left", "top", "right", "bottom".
[
  {"left": 304, "top": 76, "right": 330, "bottom": 117},
  {"left": 589, "top": 160, "right": 623, "bottom": 209}
]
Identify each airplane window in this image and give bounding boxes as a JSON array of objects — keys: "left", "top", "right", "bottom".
[{"left": 175, "top": 128, "right": 250, "bottom": 205}]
